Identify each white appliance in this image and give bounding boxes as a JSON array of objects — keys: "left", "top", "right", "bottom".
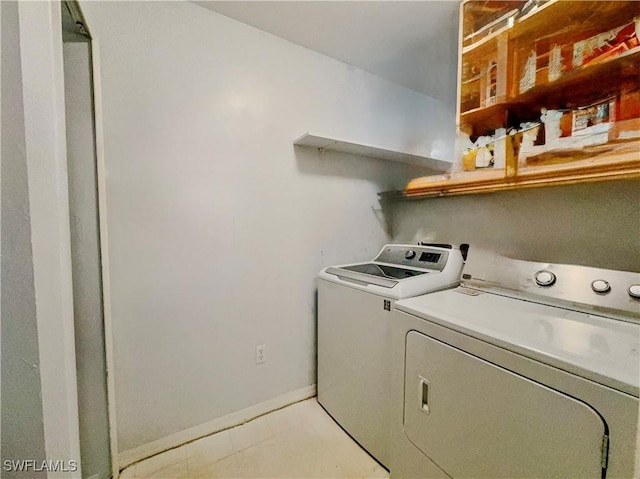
[
  {"left": 317, "top": 244, "right": 465, "bottom": 468},
  {"left": 390, "top": 249, "right": 640, "bottom": 478}
]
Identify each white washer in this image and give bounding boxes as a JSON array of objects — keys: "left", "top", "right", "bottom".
[
  {"left": 318, "top": 244, "right": 464, "bottom": 468},
  {"left": 391, "top": 249, "right": 640, "bottom": 478}
]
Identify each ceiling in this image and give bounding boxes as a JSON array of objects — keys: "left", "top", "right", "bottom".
[{"left": 193, "top": 1, "right": 460, "bottom": 105}]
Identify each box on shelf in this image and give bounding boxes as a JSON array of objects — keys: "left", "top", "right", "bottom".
[
  {"left": 459, "top": 128, "right": 515, "bottom": 172},
  {"left": 611, "top": 90, "right": 640, "bottom": 140},
  {"left": 572, "top": 98, "right": 615, "bottom": 139},
  {"left": 518, "top": 50, "right": 537, "bottom": 94},
  {"left": 572, "top": 20, "right": 639, "bottom": 69}
]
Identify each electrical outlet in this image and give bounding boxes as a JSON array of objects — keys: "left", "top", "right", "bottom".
[{"left": 256, "top": 344, "right": 266, "bottom": 364}]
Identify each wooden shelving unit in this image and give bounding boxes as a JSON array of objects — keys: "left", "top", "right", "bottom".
[{"left": 403, "top": 0, "right": 640, "bottom": 198}]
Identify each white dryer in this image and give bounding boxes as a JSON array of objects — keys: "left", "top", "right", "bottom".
[
  {"left": 390, "top": 249, "right": 640, "bottom": 478},
  {"left": 317, "top": 244, "right": 464, "bottom": 468}
]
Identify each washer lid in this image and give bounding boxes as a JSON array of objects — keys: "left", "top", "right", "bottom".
[
  {"left": 336, "top": 263, "right": 431, "bottom": 279},
  {"left": 324, "top": 263, "right": 431, "bottom": 290},
  {"left": 395, "top": 288, "right": 640, "bottom": 397}
]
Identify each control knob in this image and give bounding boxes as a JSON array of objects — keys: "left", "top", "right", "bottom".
[
  {"left": 628, "top": 284, "right": 640, "bottom": 299},
  {"left": 534, "top": 270, "right": 556, "bottom": 287},
  {"left": 405, "top": 250, "right": 416, "bottom": 260},
  {"left": 591, "top": 279, "right": 610, "bottom": 294}
]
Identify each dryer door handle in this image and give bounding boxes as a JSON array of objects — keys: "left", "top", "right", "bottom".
[{"left": 419, "top": 376, "right": 431, "bottom": 415}]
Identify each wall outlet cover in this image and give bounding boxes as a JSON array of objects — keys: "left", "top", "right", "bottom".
[{"left": 256, "top": 345, "right": 266, "bottom": 364}]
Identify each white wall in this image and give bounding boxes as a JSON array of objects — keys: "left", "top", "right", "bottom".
[
  {"left": 1, "top": 3, "right": 48, "bottom": 476},
  {"left": 391, "top": 179, "right": 640, "bottom": 272},
  {"left": 80, "top": 0, "right": 454, "bottom": 454}
]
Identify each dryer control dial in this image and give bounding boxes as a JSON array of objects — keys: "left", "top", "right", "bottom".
[
  {"left": 628, "top": 284, "right": 640, "bottom": 299},
  {"left": 405, "top": 250, "right": 416, "bottom": 260},
  {"left": 591, "top": 279, "right": 610, "bottom": 294},
  {"left": 534, "top": 270, "right": 556, "bottom": 287}
]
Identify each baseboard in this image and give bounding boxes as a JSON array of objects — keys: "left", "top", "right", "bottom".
[{"left": 118, "top": 384, "right": 317, "bottom": 469}]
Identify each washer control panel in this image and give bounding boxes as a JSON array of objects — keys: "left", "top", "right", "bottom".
[{"left": 375, "top": 244, "right": 454, "bottom": 272}]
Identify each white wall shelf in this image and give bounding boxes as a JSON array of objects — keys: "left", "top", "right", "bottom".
[{"left": 294, "top": 133, "right": 450, "bottom": 171}]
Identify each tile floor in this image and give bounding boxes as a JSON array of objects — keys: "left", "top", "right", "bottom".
[{"left": 120, "top": 398, "right": 389, "bottom": 479}]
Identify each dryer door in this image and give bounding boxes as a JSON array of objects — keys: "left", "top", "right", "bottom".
[{"left": 404, "top": 331, "right": 607, "bottom": 478}]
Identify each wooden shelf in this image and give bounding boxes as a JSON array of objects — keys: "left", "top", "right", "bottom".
[
  {"left": 509, "top": 48, "right": 640, "bottom": 120},
  {"left": 459, "top": 102, "right": 508, "bottom": 136},
  {"left": 293, "top": 133, "right": 450, "bottom": 171},
  {"left": 510, "top": 0, "right": 639, "bottom": 42},
  {"left": 462, "top": 23, "right": 640, "bottom": 133},
  {"left": 402, "top": 168, "right": 505, "bottom": 197},
  {"left": 396, "top": 139, "right": 640, "bottom": 199},
  {"left": 518, "top": 139, "right": 640, "bottom": 176},
  {"left": 462, "top": 24, "right": 508, "bottom": 56},
  {"left": 462, "top": 2, "right": 638, "bottom": 53},
  {"left": 385, "top": 167, "right": 640, "bottom": 200},
  {"left": 461, "top": 1, "right": 524, "bottom": 50}
]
